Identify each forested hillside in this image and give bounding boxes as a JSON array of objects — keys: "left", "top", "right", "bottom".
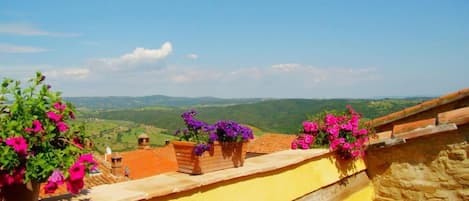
[
  {"left": 66, "top": 95, "right": 264, "bottom": 109},
  {"left": 81, "top": 98, "right": 428, "bottom": 134}
]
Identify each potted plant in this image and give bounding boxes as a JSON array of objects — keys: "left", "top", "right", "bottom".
[
  {"left": 291, "top": 105, "right": 370, "bottom": 160},
  {"left": 172, "top": 110, "right": 253, "bottom": 174},
  {"left": 0, "top": 72, "right": 96, "bottom": 201}
]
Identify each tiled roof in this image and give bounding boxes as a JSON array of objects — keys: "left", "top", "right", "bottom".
[
  {"left": 115, "top": 146, "right": 178, "bottom": 180},
  {"left": 368, "top": 88, "right": 469, "bottom": 129},
  {"left": 368, "top": 104, "right": 469, "bottom": 147},
  {"left": 247, "top": 133, "right": 296, "bottom": 154}
]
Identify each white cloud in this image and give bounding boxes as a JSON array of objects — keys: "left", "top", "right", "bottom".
[
  {"left": 89, "top": 42, "right": 172, "bottom": 71},
  {"left": 186, "top": 53, "right": 198, "bottom": 60},
  {"left": 271, "top": 63, "right": 300, "bottom": 72},
  {"left": 0, "top": 23, "right": 80, "bottom": 37},
  {"left": 0, "top": 43, "right": 48, "bottom": 53},
  {"left": 45, "top": 68, "right": 90, "bottom": 79}
]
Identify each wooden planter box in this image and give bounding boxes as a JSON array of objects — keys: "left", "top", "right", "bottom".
[{"left": 172, "top": 141, "right": 248, "bottom": 174}]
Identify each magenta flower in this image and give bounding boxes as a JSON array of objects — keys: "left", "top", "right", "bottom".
[
  {"left": 300, "top": 141, "right": 309, "bottom": 149},
  {"left": 330, "top": 138, "right": 345, "bottom": 150},
  {"left": 47, "top": 111, "right": 62, "bottom": 122},
  {"left": 5, "top": 137, "right": 28, "bottom": 155},
  {"left": 57, "top": 122, "right": 69, "bottom": 132},
  {"left": 304, "top": 134, "right": 314, "bottom": 144},
  {"left": 44, "top": 181, "right": 58, "bottom": 194},
  {"left": 78, "top": 153, "right": 97, "bottom": 171},
  {"left": 342, "top": 142, "right": 351, "bottom": 150},
  {"left": 53, "top": 102, "right": 67, "bottom": 112},
  {"left": 32, "top": 120, "right": 44, "bottom": 133},
  {"left": 68, "top": 163, "right": 85, "bottom": 181},
  {"left": 340, "top": 122, "right": 353, "bottom": 131},
  {"left": 303, "top": 121, "right": 318, "bottom": 133},
  {"left": 325, "top": 114, "right": 338, "bottom": 126},
  {"left": 326, "top": 125, "right": 340, "bottom": 138},
  {"left": 291, "top": 140, "right": 298, "bottom": 149}
]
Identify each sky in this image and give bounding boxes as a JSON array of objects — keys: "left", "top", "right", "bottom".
[{"left": 0, "top": 1, "right": 468, "bottom": 98}]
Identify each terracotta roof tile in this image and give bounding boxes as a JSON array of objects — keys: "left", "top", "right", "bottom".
[
  {"left": 369, "top": 88, "right": 469, "bottom": 128},
  {"left": 368, "top": 130, "right": 392, "bottom": 144},
  {"left": 392, "top": 118, "right": 436, "bottom": 135},
  {"left": 247, "top": 133, "right": 296, "bottom": 154},
  {"left": 437, "top": 106, "right": 469, "bottom": 125}
]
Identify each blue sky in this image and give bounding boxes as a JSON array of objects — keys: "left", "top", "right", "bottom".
[{"left": 0, "top": 1, "right": 468, "bottom": 98}]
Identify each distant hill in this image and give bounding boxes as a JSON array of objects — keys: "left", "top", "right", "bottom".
[
  {"left": 66, "top": 95, "right": 265, "bottom": 109},
  {"left": 81, "top": 98, "right": 430, "bottom": 134}
]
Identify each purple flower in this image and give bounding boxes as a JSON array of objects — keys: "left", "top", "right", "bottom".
[
  {"left": 193, "top": 143, "right": 211, "bottom": 156},
  {"left": 209, "top": 132, "right": 218, "bottom": 142}
]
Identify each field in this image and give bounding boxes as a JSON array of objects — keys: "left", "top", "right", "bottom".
[{"left": 81, "top": 119, "right": 177, "bottom": 153}]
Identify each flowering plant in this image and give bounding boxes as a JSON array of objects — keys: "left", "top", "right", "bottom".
[
  {"left": 175, "top": 110, "right": 254, "bottom": 156},
  {"left": 0, "top": 72, "right": 96, "bottom": 195},
  {"left": 291, "top": 105, "right": 369, "bottom": 160}
]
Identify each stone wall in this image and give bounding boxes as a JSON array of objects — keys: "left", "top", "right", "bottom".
[{"left": 366, "top": 124, "right": 469, "bottom": 201}]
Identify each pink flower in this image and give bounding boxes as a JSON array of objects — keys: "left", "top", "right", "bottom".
[
  {"left": 47, "top": 111, "right": 62, "bottom": 122},
  {"left": 57, "top": 122, "right": 69, "bottom": 132},
  {"left": 66, "top": 179, "right": 84, "bottom": 194},
  {"left": 24, "top": 120, "right": 44, "bottom": 134},
  {"left": 325, "top": 114, "right": 339, "bottom": 126},
  {"left": 304, "top": 134, "right": 314, "bottom": 144},
  {"left": 342, "top": 142, "right": 351, "bottom": 150},
  {"left": 291, "top": 140, "right": 298, "bottom": 149},
  {"left": 303, "top": 121, "right": 318, "bottom": 133},
  {"left": 68, "top": 163, "right": 85, "bottom": 181},
  {"left": 44, "top": 181, "right": 58, "bottom": 194},
  {"left": 357, "top": 129, "right": 368, "bottom": 136},
  {"left": 5, "top": 137, "right": 28, "bottom": 155},
  {"left": 326, "top": 125, "right": 340, "bottom": 138},
  {"left": 78, "top": 153, "right": 97, "bottom": 171},
  {"left": 300, "top": 141, "right": 309, "bottom": 149},
  {"left": 330, "top": 138, "right": 345, "bottom": 150},
  {"left": 48, "top": 170, "right": 64, "bottom": 185},
  {"left": 32, "top": 120, "right": 44, "bottom": 133},
  {"left": 53, "top": 102, "right": 67, "bottom": 112},
  {"left": 340, "top": 121, "right": 352, "bottom": 131},
  {"left": 350, "top": 115, "right": 360, "bottom": 130}
]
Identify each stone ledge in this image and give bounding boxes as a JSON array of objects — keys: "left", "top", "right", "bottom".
[{"left": 62, "top": 148, "right": 331, "bottom": 201}]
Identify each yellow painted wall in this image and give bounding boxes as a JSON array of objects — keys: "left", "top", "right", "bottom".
[{"left": 150, "top": 153, "right": 373, "bottom": 201}]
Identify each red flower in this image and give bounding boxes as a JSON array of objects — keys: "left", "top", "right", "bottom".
[{"left": 66, "top": 179, "right": 84, "bottom": 194}]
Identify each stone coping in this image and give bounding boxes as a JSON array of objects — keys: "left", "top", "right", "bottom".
[{"left": 60, "top": 148, "right": 330, "bottom": 201}]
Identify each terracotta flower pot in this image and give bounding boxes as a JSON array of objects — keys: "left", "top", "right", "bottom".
[
  {"left": 172, "top": 141, "right": 248, "bottom": 174},
  {"left": 0, "top": 182, "right": 40, "bottom": 201}
]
